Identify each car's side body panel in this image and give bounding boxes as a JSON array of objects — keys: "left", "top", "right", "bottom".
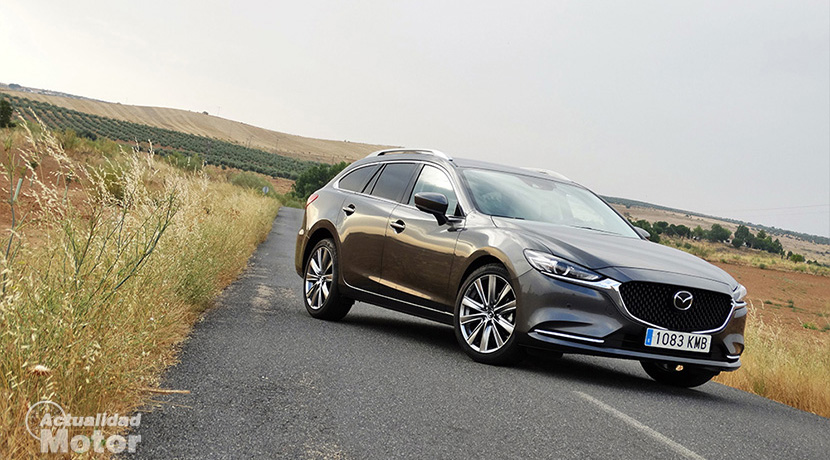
[
  {"left": 336, "top": 192, "right": 397, "bottom": 292},
  {"left": 379, "top": 203, "right": 462, "bottom": 310}
]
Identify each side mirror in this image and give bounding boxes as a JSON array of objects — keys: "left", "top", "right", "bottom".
[
  {"left": 634, "top": 227, "right": 651, "bottom": 240},
  {"left": 414, "top": 192, "right": 449, "bottom": 225}
]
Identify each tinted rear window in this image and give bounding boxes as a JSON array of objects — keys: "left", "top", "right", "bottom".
[
  {"left": 338, "top": 165, "right": 380, "bottom": 192},
  {"left": 370, "top": 163, "right": 418, "bottom": 202}
]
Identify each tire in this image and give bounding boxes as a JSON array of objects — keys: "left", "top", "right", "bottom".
[
  {"left": 303, "top": 238, "right": 353, "bottom": 321},
  {"left": 454, "top": 264, "right": 524, "bottom": 365},
  {"left": 640, "top": 361, "right": 719, "bottom": 388}
]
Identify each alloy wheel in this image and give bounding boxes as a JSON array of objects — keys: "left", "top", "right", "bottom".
[
  {"left": 305, "top": 246, "right": 333, "bottom": 310},
  {"left": 459, "top": 273, "right": 517, "bottom": 353}
]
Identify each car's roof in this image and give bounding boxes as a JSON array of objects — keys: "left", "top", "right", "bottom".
[
  {"left": 354, "top": 150, "right": 578, "bottom": 186},
  {"left": 449, "top": 157, "right": 574, "bottom": 182}
]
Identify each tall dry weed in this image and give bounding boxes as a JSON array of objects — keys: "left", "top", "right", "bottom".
[
  {"left": 0, "top": 120, "right": 279, "bottom": 458},
  {"left": 714, "top": 301, "right": 830, "bottom": 418}
]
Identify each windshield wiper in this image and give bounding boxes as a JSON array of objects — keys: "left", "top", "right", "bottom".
[{"left": 574, "top": 225, "right": 615, "bottom": 234}]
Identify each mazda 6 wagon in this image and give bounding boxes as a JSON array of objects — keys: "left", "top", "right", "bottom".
[{"left": 295, "top": 149, "right": 747, "bottom": 387}]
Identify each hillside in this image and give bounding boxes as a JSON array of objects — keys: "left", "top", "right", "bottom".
[
  {"left": 0, "top": 86, "right": 390, "bottom": 164},
  {"left": 3, "top": 94, "right": 316, "bottom": 179}
]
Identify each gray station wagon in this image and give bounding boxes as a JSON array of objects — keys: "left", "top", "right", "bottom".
[{"left": 295, "top": 149, "right": 747, "bottom": 387}]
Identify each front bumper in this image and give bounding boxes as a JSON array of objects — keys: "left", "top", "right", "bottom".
[{"left": 514, "top": 269, "right": 746, "bottom": 372}]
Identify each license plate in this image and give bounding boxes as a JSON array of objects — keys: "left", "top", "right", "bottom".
[{"left": 644, "top": 328, "right": 711, "bottom": 353}]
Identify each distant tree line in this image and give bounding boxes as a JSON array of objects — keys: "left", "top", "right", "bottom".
[
  {"left": 629, "top": 219, "right": 693, "bottom": 244},
  {"left": 606, "top": 195, "right": 830, "bottom": 246},
  {"left": 630, "top": 219, "right": 734, "bottom": 245},
  {"left": 629, "top": 219, "right": 823, "bottom": 263},
  {"left": 731, "top": 225, "right": 783, "bottom": 254}
]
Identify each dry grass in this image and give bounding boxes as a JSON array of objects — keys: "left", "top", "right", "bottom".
[
  {"left": 663, "top": 238, "right": 830, "bottom": 416},
  {"left": 0, "top": 122, "right": 279, "bottom": 457},
  {"left": 714, "top": 301, "right": 830, "bottom": 418}
]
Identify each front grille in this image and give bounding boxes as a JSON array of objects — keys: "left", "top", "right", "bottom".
[{"left": 618, "top": 282, "right": 733, "bottom": 332}]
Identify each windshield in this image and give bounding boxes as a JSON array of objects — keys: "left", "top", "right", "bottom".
[{"left": 461, "top": 168, "right": 639, "bottom": 238}]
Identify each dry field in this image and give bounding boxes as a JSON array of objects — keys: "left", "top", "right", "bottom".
[
  {"left": 2, "top": 89, "right": 391, "bottom": 164},
  {"left": 716, "top": 262, "right": 830, "bottom": 335},
  {"left": 714, "top": 260, "right": 829, "bottom": 417},
  {"left": 616, "top": 205, "right": 830, "bottom": 416}
]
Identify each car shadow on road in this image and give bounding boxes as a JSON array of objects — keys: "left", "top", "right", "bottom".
[
  {"left": 519, "top": 354, "right": 736, "bottom": 403},
  {"left": 341, "top": 310, "right": 737, "bottom": 405},
  {"left": 341, "top": 311, "right": 459, "bottom": 349}
]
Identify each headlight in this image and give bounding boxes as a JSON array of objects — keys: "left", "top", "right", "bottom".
[
  {"left": 524, "top": 249, "right": 603, "bottom": 282},
  {"left": 732, "top": 284, "right": 747, "bottom": 304}
]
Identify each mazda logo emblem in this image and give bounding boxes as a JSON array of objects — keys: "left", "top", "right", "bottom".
[{"left": 673, "top": 291, "right": 694, "bottom": 311}]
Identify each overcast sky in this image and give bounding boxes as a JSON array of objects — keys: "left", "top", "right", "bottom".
[{"left": 2, "top": 1, "right": 829, "bottom": 236}]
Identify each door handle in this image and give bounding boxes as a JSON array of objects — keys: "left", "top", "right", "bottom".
[
  {"left": 342, "top": 204, "right": 356, "bottom": 216},
  {"left": 390, "top": 220, "right": 406, "bottom": 233}
]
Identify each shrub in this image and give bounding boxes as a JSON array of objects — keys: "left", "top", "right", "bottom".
[
  {"left": 707, "top": 224, "right": 731, "bottom": 243},
  {"left": 290, "top": 161, "right": 349, "bottom": 200},
  {"left": 162, "top": 150, "right": 204, "bottom": 172},
  {"left": 0, "top": 98, "right": 13, "bottom": 128},
  {"left": 230, "top": 171, "right": 272, "bottom": 192}
]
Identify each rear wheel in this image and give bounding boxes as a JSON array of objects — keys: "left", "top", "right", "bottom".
[
  {"left": 640, "top": 361, "right": 719, "bottom": 388},
  {"left": 454, "top": 264, "right": 524, "bottom": 365},
  {"left": 303, "top": 239, "right": 353, "bottom": 320}
]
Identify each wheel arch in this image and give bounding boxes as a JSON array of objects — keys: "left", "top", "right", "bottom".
[
  {"left": 303, "top": 221, "right": 339, "bottom": 273},
  {"left": 455, "top": 249, "right": 516, "bottom": 296}
]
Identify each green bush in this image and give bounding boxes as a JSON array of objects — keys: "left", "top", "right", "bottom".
[
  {"left": 229, "top": 171, "right": 272, "bottom": 191},
  {"left": 290, "top": 161, "right": 349, "bottom": 200},
  {"left": 162, "top": 150, "right": 204, "bottom": 172},
  {"left": 706, "top": 224, "right": 731, "bottom": 243},
  {"left": 0, "top": 98, "right": 13, "bottom": 128}
]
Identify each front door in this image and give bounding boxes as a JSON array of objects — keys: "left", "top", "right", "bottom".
[{"left": 380, "top": 164, "right": 463, "bottom": 310}]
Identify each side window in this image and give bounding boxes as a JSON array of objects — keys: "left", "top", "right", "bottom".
[
  {"left": 408, "top": 165, "right": 459, "bottom": 215},
  {"left": 369, "top": 163, "right": 418, "bottom": 202},
  {"left": 338, "top": 164, "right": 379, "bottom": 192}
]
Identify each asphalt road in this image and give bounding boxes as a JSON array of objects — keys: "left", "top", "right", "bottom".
[{"left": 129, "top": 207, "right": 829, "bottom": 459}]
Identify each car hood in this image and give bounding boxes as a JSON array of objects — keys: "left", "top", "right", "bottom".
[{"left": 492, "top": 217, "right": 736, "bottom": 289}]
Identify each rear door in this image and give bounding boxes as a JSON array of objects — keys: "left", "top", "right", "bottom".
[{"left": 337, "top": 162, "right": 418, "bottom": 292}]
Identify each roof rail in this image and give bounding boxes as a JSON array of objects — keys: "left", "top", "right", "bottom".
[
  {"left": 521, "top": 167, "right": 572, "bottom": 182},
  {"left": 366, "top": 148, "right": 452, "bottom": 161}
]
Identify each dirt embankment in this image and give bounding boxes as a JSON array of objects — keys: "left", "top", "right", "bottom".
[{"left": 715, "top": 262, "right": 830, "bottom": 338}]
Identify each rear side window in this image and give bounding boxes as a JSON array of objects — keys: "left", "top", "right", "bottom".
[
  {"left": 369, "top": 163, "right": 418, "bottom": 202},
  {"left": 338, "top": 165, "right": 379, "bottom": 192}
]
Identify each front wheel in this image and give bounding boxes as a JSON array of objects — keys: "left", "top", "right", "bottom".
[
  {"left": 454, "top": 264, "right": 524, "bottom": 365},
  {"left": 303, "top": 239, "right": 353, "bottom": 321},
  {"left": 640, "top": 361, "right": 719, "bottom": 388}
]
